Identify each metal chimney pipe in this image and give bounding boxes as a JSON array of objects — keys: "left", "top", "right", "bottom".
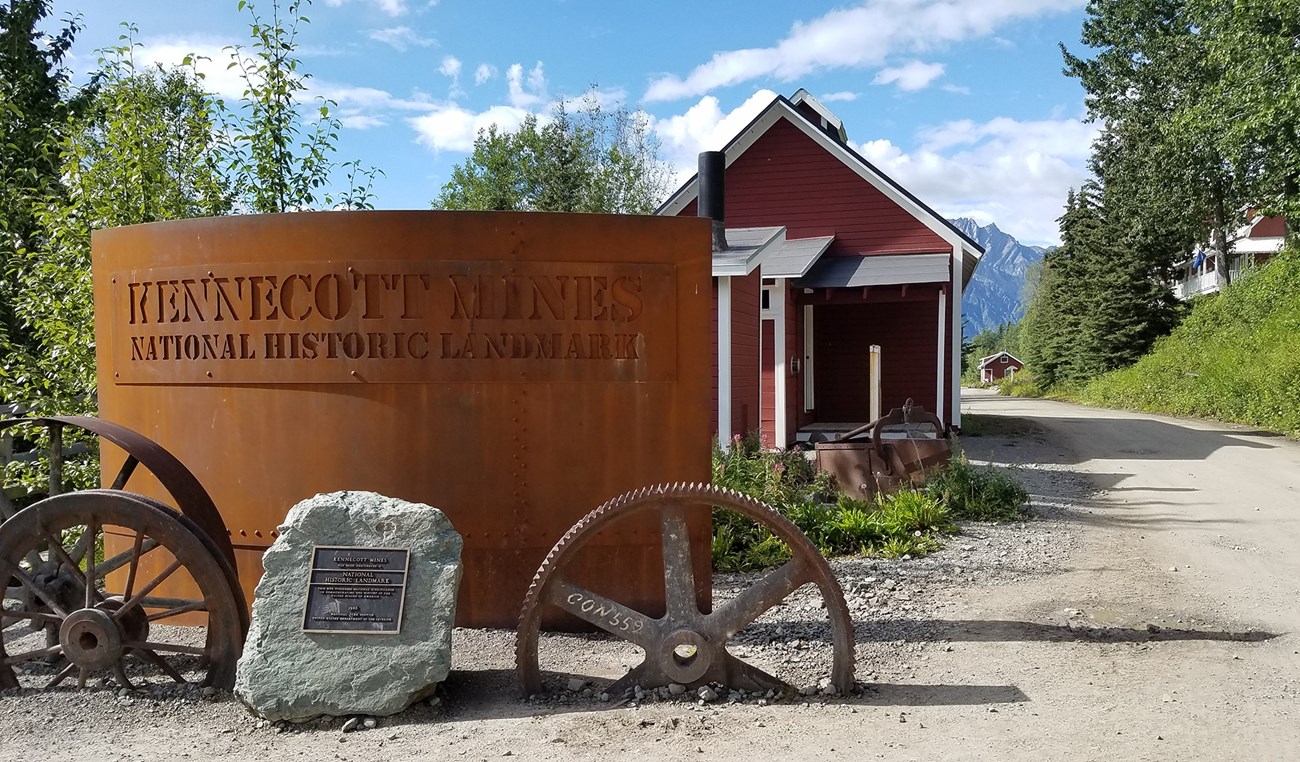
[{"left": 697, "top": 151, "right": 727, "bottom": 251}]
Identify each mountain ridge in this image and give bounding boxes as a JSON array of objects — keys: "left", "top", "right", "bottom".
[{"left": 954, "top": 218, "right": 1045, "bottom": 335}]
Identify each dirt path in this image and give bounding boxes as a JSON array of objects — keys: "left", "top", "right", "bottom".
[{"left": 3, "top": 389, "right": 1298, "bottom": 760}]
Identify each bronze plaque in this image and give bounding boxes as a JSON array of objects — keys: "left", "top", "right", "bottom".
[{"left": 302, "top": 546, "right": 410, "bottom": 634}]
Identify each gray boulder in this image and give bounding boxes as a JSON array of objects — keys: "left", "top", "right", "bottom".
[{"left": 234, "top": 491, "right": 462, "bottom": 722}]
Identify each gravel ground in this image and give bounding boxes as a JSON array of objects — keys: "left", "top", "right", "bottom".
[{"left": 0, "top": 411, "right": 1099, "bottom": 760}]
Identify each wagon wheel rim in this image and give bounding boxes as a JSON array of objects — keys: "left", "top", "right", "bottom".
[
  {"left": 0, "top": 490, "right": 244, "bottom": 691},
  {"left": 515, "top": 482, "right": 855, "bottom": 697},
  {"left": 0, "top": 417, "right": 233, "bottom": 568}
]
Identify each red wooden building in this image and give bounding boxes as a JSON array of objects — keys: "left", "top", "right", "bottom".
[
  {"left": 659, "top": 90, "right": 983, "bottom": 448},
  {"left": 978, "top": 351, "right": 1024, "bottom": 384}
]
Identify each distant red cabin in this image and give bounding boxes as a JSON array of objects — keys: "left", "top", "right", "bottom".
[
  {"left": 978, "top": 351, "right": 1024, "bottom": 384},
  {"left": 660, "top": 90, "right": 983, "bottom": 448}
]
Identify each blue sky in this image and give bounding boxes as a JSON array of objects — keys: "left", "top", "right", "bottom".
[{"left": 51, "top": 0, "right": 1096, "bottom": 245}]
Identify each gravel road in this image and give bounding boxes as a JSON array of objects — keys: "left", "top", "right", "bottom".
[{"left": 2, "top": 388, "right": 1296, "bottom": 760}]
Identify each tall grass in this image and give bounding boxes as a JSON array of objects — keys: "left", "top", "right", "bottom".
[{"left": 1077, "top": 248, "right": 1300, "bottom": 436}]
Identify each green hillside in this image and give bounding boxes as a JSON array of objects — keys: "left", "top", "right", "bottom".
[{"left": 1076, "top": 247, "right": 1300, "bottom": 436}]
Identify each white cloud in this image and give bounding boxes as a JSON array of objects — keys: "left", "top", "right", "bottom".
[
  {"left": 325, "top": 0, "right": 409, "bottom": 17},
  {"left": 474, "top": 63, "right": 497, "bottom": 85},
  {"left": 651, "top": 90, "right": 777, "bottom": 185},
  {"left": 340, "top": 113, "right": 387, "bottom": 130},
  {"left": 408, "top": 104, "right": 535, "bottom": 152},
  {"left": 367, "top": 26, "right": 434, "bottom": 51},
  {"left": 506, "top": 62, "right": 547, "bottom": 108},
  {"left": 643, "top": 0, "right": 1082, "bottom": 101},
  {"left": 873, "top": 60, "right": 945, "bottom": 91},
  {"left": 439, "top": 55, "right": 461, "bottom": 78},
  {"left": 858, "top": 116, "right": 1099, "bottom": 244},
  {"left": 820, "top": 91, "right": 859, "bottom": 103}
]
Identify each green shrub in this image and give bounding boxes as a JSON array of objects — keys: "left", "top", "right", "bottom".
[
  {"left": 998, "top": 370, "right": 1046, "bottom": 398},
  {"left": 710, "top": 435, "right": 1029, "bottom": 572},
  {"left": 1075, "top": 247, "right": 1300, "bottom": 436},
  {"left": 924, "top": 453, "right": 1029, "bottom": 522}
]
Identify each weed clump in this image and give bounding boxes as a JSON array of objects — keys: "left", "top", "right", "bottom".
[
  {"left": 923, "top": 453, "right": 1029, "bottom": 522},
  {"left": 710, "top": 437, "right": 1029, "bottom": 572}
]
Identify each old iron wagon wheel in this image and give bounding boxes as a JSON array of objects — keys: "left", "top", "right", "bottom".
[
  {"left": 0, "top": 416, "right": 236, "bottom": 572},
  {"left": 516, "top": 482, "right": 854, "bottom": 697},
  {"left": 0, "top": 490, "right": 245, "bottom": 691}
]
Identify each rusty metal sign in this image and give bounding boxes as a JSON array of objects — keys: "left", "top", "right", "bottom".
[
  {"left": 92, "top": 211, "right": 713, "bottom": 628},
  {"left": 302, "top": 546, "right": 410, "bottom": 634}
]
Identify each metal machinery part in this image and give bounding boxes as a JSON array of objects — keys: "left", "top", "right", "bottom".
[
  {"left": 1, "top": 417, "right": 248, "bottom": 689},
  {"left": 516, "top": 483, "right": 854, "bottom": 697},
  {"left": 0, "top": 490, "right": 246, "bottom": 690},
  {"left": 814, "top": 399, "right": 952, "bottom": 497}
]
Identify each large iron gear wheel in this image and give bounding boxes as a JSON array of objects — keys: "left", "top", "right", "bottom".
[
  {"left": 0, "top": 490, "right": 246, "bottom": 691},
  {"left": 516, "top": 482, "right": 854, "bottom": 697}
]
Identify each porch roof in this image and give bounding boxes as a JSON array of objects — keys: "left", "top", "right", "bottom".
[
  {"left": 795, "top": 252, "right": 951, "bottom": 289},
  {"left": 760, "top": 235, "right": 836, "bottom": 279},
  {"left": 713, "top": 226, "right": 786, "bottom": 276}
]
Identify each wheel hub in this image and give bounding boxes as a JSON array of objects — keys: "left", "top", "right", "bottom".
[
  {"left": 59, "top": 608, "right": 124, "bottom": 670},
  {"left": 660, "top": 628, "right": 713, "bottom": 684}
]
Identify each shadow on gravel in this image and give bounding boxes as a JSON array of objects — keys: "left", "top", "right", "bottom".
[
  {"left": 859, "top": 682, "right": 1028, "bottom": 706},
  {"left": 862, "top": 619, "right": 1279, "bottom": 644},
  {"left": 963, "top": 410, "right": 1278, "bottom": 467},
  {"left": 435, "top": 668, "right": 1032, "bottom": 717}
]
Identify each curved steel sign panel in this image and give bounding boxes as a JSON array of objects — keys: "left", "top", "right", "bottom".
[{"left": 93, "top": 211, "right": 713, "bottom": 629}]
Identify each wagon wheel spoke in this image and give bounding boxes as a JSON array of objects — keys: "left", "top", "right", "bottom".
[
  {"left": 122, "top": 640, "right": 207, "bottom": 657},
  {"left": 2, "top": 643, "right": 63, "bottom": 667},
  {"left": 112, "top": 661, "right": 135, "bottom": 690},
  {"left": 130, "top": 646, "right": 187, "bottom": 684},
  {"left": 83, "top": 516, "right": 98, "bottom": 609},
  {"left": 660, "top": 505, "right": 698, "bottom": 623},
  {"left": 3, "top": 562, "right": 69, "bottom": 618},
  {"left": 706, "top": 558, "right": 813, "bottom": 640},
  {"left": 145, "top": 600, "right": 208, "bottom": 623},
  {"left": 2, "top": 609, "right": 62, "bottom": 628},
  {"left": 544, "top": 578, "right": 658, "bottom": 651},
  {"left": 76, "top": 666, "right": 87, "bottom": 689},
  {"left": 113, "top": 558, "right": 183, "bottom": 622},
  {"left": 45, "top": 661, "right": 78, "bottom": 689},
  {"left": 39, "top": 526, "right": 104, "bottom": 606},
  {"left": 95, "top": 533, "right": 159, "bottom": 581},
  {"left": 108, "top": 455, "right": 140, "bottom": 491}
]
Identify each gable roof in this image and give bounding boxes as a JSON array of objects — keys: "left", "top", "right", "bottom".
[
  {"left": 657, "top": 92, "right": 984, "bottom": 279},
  {"left": 978, "top": 351, "right": 1023, "bottom": 370}
]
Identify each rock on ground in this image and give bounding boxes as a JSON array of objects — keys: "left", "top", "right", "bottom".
[{"left": 234, "top": 491, "right": 462, "bottom": 722}]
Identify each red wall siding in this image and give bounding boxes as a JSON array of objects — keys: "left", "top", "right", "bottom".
[
  {"left": 809, "top": 292, "right": 941, "bottom": 421},
  {"left": 731, "top": 271, "right": 761, "bottom": 438},
  {"left": 680, "top": 118, "right": 948, "bottom": 256}
]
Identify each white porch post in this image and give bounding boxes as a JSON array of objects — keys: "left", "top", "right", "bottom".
[
  {"left": 718, "top": 276, "right": 733, "bottom": 449},
  {"left": 936, "top": 286, "right": 946, "bottom": 425},
  {"left": 773, "top": 280, "right": 788, "bottom": 449},
  {"left": 950, "top": 243, "right": 962, "bottom": 430}
]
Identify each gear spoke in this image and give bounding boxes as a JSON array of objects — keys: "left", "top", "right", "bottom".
[
  {"left": 660, "top": 505, "right": 698, "bottom": 624},
  {"left": 706, "top": 559, "right": 813, "bottom": 640},
  {"left": 546, "top": 579, "right": 658, "bottom": 650},
  {"left": 45, "top": 662, "right": 78, "bottom": 689}
]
